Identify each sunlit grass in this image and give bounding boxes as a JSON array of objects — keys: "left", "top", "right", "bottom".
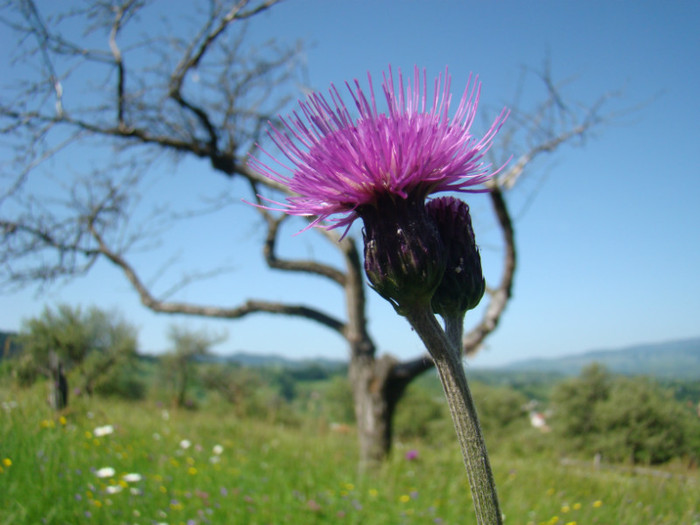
[{"left": 1, "top": 386, "right": 698, "bottom": 524}]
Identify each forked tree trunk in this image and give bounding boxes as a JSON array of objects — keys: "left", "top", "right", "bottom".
[{"left": 349, "top": 351, "right": 435, "bottom": 468}]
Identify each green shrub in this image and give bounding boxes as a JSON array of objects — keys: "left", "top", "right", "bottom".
[
  {"left": 594, "top": 377, "right": 698, "bottom": 464},
  {"left": 550, "top": 364, "right": 612, "bottom": 451},
  {"left": 394, "top": 380, "right": 530, "bottom": 446},
  {"left": 551, "top": 364, "right": 699, "bottom": 464},
  {"left": 470, "top": 382, "right": 529, "bottom": 434},
  {"left": 319, "top": 375, "right": 355, "bottom": 424},
  {"left": 394, "top": 382, "right": 447, "bottom": 440}
]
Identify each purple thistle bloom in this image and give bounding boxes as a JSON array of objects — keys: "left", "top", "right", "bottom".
[
  {"left": 405, "top": 449, "right": 419, "bottom": 461},
  {"left": 249, "top": 66, "right": 507, "bottom": 233}
]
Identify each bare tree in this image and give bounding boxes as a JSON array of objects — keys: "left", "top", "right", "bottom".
[{"left": 0, "top": 1, "right": 626, "bottom": 466}]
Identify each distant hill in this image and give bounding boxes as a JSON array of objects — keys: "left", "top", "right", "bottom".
[
  {"left": 214, "top": 338, "right": 700, "bottom": 380},
  {"left": 197, "top": 351, "right": 347, "bottom": 371},
  {"left": 490, "top": 337, "right": 700, "bottom": 380}
]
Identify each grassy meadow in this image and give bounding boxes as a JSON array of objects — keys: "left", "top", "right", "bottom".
[{"left": 1, "top": 383, "right": 698, "bottom": 525}]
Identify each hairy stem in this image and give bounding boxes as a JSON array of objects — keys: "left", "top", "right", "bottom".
[
  {"left": 404, "top": 306, "right": 502, "bottom": 525},
  {"left": 444, "top": 313, "right": 466, "bottom": 351}
]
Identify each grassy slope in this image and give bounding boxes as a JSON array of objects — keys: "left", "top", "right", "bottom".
[{"left": 1, "top": 386, "right": 698, "bottom": 525}]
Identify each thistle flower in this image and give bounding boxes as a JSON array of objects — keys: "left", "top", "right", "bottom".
[
  {"left": 250, "top": 66, "right": 506, "bottom": 310},
  {"left": 249, "top": 66, "right": 507, "bottom": 233}
]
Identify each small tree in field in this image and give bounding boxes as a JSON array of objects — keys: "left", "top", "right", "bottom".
[
  {"left": 15, "top": 304, "right": 138, "bottom": 406},
  {"left": 161, "top": 325, "right": 224, "bottom": 408},
  {"left": 550, "top": 363, "right": 612, "bottom": 451}
]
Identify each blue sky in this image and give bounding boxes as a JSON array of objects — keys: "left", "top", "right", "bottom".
[{"left": 2, "top": 1, "right": 699, "bottom": 367}]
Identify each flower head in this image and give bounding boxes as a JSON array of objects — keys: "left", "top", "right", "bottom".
[
  {"left": 122, "top": 473, "right": 142, "bottom": 483},
  {"left": 95, "top": 467, "right": 115, "bottom": 479},
  {"left": 405, "top": 449, "right": 419, "bottom": 461},
  {"left": 361, "top": 195, "right": 445, "bottom": 312},
  {"left": 93, "top": 424, "right": 114, "bottom": 437},
  {"left": 250, "top": 66, "right": 507, "bottom": 232},
  {"left": 106, "top": 484, "right": 123, "bottom": 495},
  {"left": 427, "top": 197, "right": 485, "bottom": 316}
]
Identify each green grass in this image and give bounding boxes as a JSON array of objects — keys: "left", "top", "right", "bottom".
[{"left": 1, "top": 386, "right": 698, "bottom": 525}]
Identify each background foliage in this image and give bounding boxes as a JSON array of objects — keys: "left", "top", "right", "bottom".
[{"left": 3, "top": 307, "right": 699, "bottom": 470}]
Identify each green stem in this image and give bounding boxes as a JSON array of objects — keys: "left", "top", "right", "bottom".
[
  {"left": 444, "top": 313, "right": 466, "bottom": 352},
  {"left": 404, "top": 305, "right": 502, "bottom": 525}
]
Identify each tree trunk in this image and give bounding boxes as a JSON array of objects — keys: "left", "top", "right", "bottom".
[
  {"left": 349, "top": 352, "right": 435, "bottom": 468},
  {"left": 51, "top": 362, "right": 69, "bottom": 411},
  {"left": 176, "top": 366, "right": 188, "bottom": 408},
  {"left": 350, "top": 353, "right": 397, "bottom": 468}
]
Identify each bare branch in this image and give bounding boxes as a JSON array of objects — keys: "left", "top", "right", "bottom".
[
  {"left": 338, "top": 234, "right": 375, "bottom": 357},
  {"left": 240, "top": 177, "right": 351, "bottom": 285},
  {"left": 108, "top": 1, "right": 140, "bottom": 127},
  {"left": 1, "top": 0, "right": 303, "bottom": 191},
  {"left": 0, "top": 219, "right": 100, "bottom": 287},
  {"left": 16, "top": 0, "right": 64, "bottom": 116},
  {"left": 497, "top": 120, "right": 589, "bottom": 190},
  {"left": 463, "top": 187, "right": 516, "bottom": 355},
  {"left": 260, "top": 210, "right": 348, "bottom": 286},
  {"left": 391, "top": 353, "right": 434, "bottom": 382},
  {"left": 87, "top": 220, "right": 346, "bottom": 336},
  {"left": 170, "top": 0, "right": 284, "bottom": 92}
]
